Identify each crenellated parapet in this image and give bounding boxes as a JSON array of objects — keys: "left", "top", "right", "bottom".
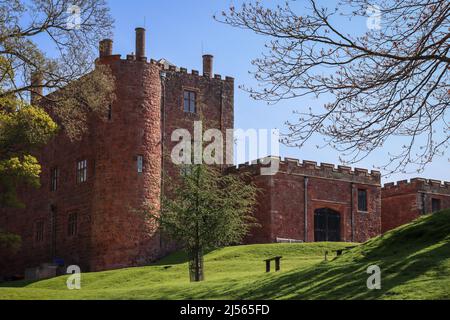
[
  {"left": 96, "top": 31, "right": 234, "bottom": 85},
  {"left": 382, "top": 178, "right": 450, "bottom": 196},
  {"left": 101, "top": 55, "right": 234, "bottom": 84},
  {"left": 228, "top": 156, "right": 381, "bottom": 186},
  {"left": 156, "top": 59, "right": 234, "bottom": 84}
]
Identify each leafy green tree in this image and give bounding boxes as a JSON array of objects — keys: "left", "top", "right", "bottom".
[
  {"left": 0, "top": 228, "right": 21, "bottom": 253},
  {"left": 156, "top": 164, "right": 258, "bottom": 282},
  {"left": 0, "top": 0, "right": 115, "bottom": 208},
  {"left": 0, "top": 94, "right": 58, "bottom": 207}
]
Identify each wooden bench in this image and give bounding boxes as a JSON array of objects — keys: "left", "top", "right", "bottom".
[
  {"left": 332, "top": 246, "right": 357, "bottom": 256},
  {"left": 264, "top": 256, "right": 282, "bottom": 272},
  {"left": 324, "top": 246, "right": 357, "bottom": 260}
]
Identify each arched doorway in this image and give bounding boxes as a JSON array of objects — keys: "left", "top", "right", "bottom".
[{"left": 314, "top": 208, "right": 341, "bottom": 242}]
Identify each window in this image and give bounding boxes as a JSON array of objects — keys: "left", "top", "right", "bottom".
[
  {"left": 137, "top": 155, "right": 143, "bottom": 173},
  {"left": 35, "top": 220, "right": 44, "bottom": 243},
  {"left": 50, "top": 167, "right": 59, "bottom": 191},
  {"left": 432, "top": 198, "right": 441, "bottom": 213},
  {"left": 107, "top": 105, "right": 112, "bottom": 120},
  {"left": 421, "top": 193, "right": 426, "bottom": 215},
  {"left": 358, "top": 189, "right": 368, "bottom": 212},
  {"left": 77, "top": 160, "right": 87, "bottom": 183},
  {"left": 68, "top": 212, "right": 78, "bottom": 237},
  {"left": 50, "top": 205, "right": 57, "bottom": 257},
  {"left": 183, "top": 90, "right": 196, "bottom": 113}
]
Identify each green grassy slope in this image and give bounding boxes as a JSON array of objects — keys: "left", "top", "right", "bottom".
[
  {"left": 250, "top": 209, "right": 450, "bottom": 300},
  {"left": 1, "top": 209, "right": 449, "bottom": 300}
]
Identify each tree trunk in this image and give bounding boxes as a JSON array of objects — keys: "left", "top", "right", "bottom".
[{"left": 189, "top": 247, "right": 204, "bottom": 282}]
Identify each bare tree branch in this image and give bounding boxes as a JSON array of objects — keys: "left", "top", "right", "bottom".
[
  {"left": 0, "top": 0, "right": 115, "bottom": 140},
  {"left": 216, "top": 0, "right": 449, "bottom": 174}
]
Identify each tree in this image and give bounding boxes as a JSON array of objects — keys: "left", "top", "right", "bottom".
[
  {"left": 0, "top": 95, "right": 58, "bottom": 207},
  {"left": 1, "top": 0, "right": 115, "bottom": 140},
  {"left": 0, "top": 0, "right": 115, "bottom": 207},
  {"left": 216, "top": 0, "right": 449, "bottom": 174},
  {"left": 155, "top": 164, "right": 258, "bottom": 282}
]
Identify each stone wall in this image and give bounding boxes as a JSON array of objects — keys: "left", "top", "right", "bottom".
[
  {"left": 381, "top": 179, "right": 450, "bottom": 233},
  {"left": 229, "top": 157, "right": 382, "bottom": 244},
  {"left": 2, "top": 25, "right": 446, "bottom": 279},
  {"left": 161, "top": 63, "right": 234, "bottom": 189},
  {"left": 0, "top": 31, "right": 235, "bottom": 278},
  {"left": 87, "top": 56, "right": 163, "bottom": 272}
]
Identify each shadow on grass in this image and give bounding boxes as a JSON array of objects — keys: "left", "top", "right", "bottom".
[
  {"left": 0, "top": 279, "right": 39, "bottom": 288},
  {"left": 354, "top": 211, "right": 450, "bottom": 261},
  {"left": 113, "top": 235, "right": 449, "bottom": 300},
  {"left": 239, "top": 240, "right": 449, "bottom": 299},
  {"left": 152, "top": 248, "right": 216, "bottom": 266},
  {"left": 1, "top": 212, "right": 448, "bottom": 299},
  {"left": 238, "top": 212, "right": 450, "bottom": 300}
]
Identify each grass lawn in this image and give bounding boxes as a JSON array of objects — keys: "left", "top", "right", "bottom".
[{"left": 0, "top": 210, "right": 449, "bottom": 300}]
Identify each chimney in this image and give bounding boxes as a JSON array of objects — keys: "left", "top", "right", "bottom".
[
  {"left": 99, "top": 39, "right": 113, "bottom": 57},
  {"left": 30, "top": 72, "right": 43, "bottom": 105},
  {"left": 202, "top": 54, "right": 213, "bottom": 78},
  {"left": 135, "top": 27, "right": 146, "bottom": 61}
]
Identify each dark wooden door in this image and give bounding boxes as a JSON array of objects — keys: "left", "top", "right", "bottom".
[{"left": 314, "top": 208, "right": 341, "bottom": 242}]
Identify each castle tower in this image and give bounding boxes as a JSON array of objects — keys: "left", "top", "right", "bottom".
[
  {"left": 0, "top": 26, "right": 235, "bottom": 277},
  {"left": 91, "top": 28, "right": 162, "bottom": 270}
]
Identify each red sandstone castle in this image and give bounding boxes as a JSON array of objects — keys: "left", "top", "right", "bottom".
[{"left": 1, "top": 28, "right": 449, "bottom": 279}]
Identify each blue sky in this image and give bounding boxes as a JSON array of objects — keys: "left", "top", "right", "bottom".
[{"left": 52, "top": 0, "right": 450, "bottom": 183}]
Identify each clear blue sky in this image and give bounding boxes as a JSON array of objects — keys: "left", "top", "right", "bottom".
[{"left": 101, "top": 1, "right": 448, "bottom": 183}]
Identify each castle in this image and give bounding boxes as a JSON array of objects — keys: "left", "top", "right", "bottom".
[{"left": 0, "top": 28, "right": 449, "bottom": 279}]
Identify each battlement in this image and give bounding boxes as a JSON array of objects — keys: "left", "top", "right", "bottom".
[
  {"left": 383, "top": 178, "right": 450, "bottom": 191},
  {"left": 158, "top": 60, "right": 234, "bottom": 83},
  {"left": 96, "top": 29, "right": 233, "bottom": 84},
  {"left": 98, "top": 54, "right": 234, "bottom": 83},
  {"left": 229, "top": 156, "right": 381, "bottom": 185}
]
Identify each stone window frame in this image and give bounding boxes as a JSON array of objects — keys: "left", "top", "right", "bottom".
[
  {"left": 431, "top": 198, "right": 441, "bottom": 213},
  {"left": 50, "top": 166, "right": 59, "bottom": 192},
  {"left": 76, "top": 159, "right": 88, "bottom": 184},
  {"left": 34, "top": 219, "right": 45, "bottom": 243},
  {"left": 107, "top": 104, "right": 113, "bottom": 121},
  {"left": 357, "top": 189, "right": 368, "bottom": 213},
  {"left": 137, "top": 155, "right": 144, "bottom": 173},
  {"left": 67, "top": 212, "right": 78, "bottom": 237},
  {"left": 182, "top": 87, "right": 200, "bottom": 114}
]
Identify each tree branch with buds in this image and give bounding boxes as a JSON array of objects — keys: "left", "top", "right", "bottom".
[{"left": 216, "top": 0, "right": 449, "bottom": 174}]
